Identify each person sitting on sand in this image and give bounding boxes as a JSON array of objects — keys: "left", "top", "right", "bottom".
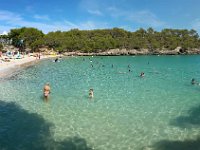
[
  {"left": 43, "top": 83, "right": 51, "bottom": 100},
  {"left": 89, "top": 89, "right": 94, "bottom": 98}
]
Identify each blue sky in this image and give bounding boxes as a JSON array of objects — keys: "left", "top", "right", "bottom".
[{"left": 1, "top": 0, "right": 200, "bottom": 34}]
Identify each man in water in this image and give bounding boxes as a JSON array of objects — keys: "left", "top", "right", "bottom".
[
  {"left": 191, "top": 78, "right": 195, "bottom": 85},
  {"left": 191, "top": 78, "right": 199, "bottom": 85},
  {"left": 55, "top": 58, "right": 58, "bottom": 62},
  {"left": 89, "top": 89, "right": 94, "bottom": 98},
  {"left": 140, "top": 72, "right": 145, "bottom": 77},
  {"left": 43, "top": 83, "right": 51, "bottom": 101}
]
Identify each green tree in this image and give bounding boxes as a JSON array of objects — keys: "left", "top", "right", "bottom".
[
  {"left": 9, "top": 27, "right": 44, "bottom": 51},
  {"left": 0, "top": 43, "right": 3, "bottom": 51}
]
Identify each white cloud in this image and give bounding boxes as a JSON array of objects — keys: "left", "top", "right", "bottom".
[
  {"left": 79, "top": 0, "right": 105, "bottom": 16},
  {"left": 0, "top": 31, "right": 8, "bottom": 35},
  {"left": 127, "top": 10, "right": 165, "bottom": 27},
  {"left": 0, "top": 10, "right": 22, "bottom": 22},
  {"left": 0, "top": 25, "right": 16, "bottom": 34},
  {"left": 25, "top": 5, "right": 35, "bottom": 13},
  {"left": 107, "top": 7, "right": 165, "bottom": 28},
  {"left": 79, "top": 21, "right": 108, "bottom": 30},
  {"left": 63, "top": 20, "right": 78, "bottom": 28},
  {"left": 191, "top": 19, "right": 200, "bottom": 29},
  {"left": 79, "top": 0, "right": 100, "bottom": 10},
  {"left": 0, "top": 10, "right": 108, "bottom": 33},
  {"left": 107, "top": 6, "right": 125, "bottom": 18},
  {"left": 33, "top": 14, "right": 50, "bottom": 20},
  {"left": 87, "top": 9, "right": 103, "bottom": 16}
]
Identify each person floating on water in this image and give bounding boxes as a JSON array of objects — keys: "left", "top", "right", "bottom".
[
  {"left": 89, "top": 89, "right": 94, "bottom": 98},
  {"left": 140, "top": 72, "right": 145, "bottom": 77},
  {"left": 43, "top": 83, "right": 51, "bottom": 101}
]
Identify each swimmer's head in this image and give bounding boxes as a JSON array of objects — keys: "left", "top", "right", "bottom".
[{"left": 191, "top": 78, "right": 196, "bottom": 84}]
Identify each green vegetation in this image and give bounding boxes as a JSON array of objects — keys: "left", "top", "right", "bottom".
[
  {"left": 8, "top": 27, "right": 44, "bottom": 51},
  {"left": 0, "top": 43, "right": 3, "bottom": 51},
  {"left": 4, "top": 27, "right": 200, "bottom": 53}
]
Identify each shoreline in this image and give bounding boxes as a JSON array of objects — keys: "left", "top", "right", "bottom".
[
  {"left": 1, "top": 51, "right": 200, "bottom": 78},
  {"left": 0, "top": 55, "right": 53, "bottom": 78},
  {"left": 62, "top": 48, "right": 200, "bottom": 56}
]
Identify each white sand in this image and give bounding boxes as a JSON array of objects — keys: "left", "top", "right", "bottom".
[{"left": 0, "top": 55, "right": 49, "bottom": 77}]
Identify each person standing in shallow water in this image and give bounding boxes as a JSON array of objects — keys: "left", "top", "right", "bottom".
[
  {"left": 43, "top": 83, "right": 51, "bottom": 101},
  {"left": 89, "top": 89, "right": 94, "bottom": 98}
]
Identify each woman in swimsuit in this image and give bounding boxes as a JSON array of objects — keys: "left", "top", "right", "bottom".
[{"left": 43, "top": 83, "right": 51, "bottom": 101}]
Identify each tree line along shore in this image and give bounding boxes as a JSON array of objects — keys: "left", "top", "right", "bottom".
[{"left": 1, "top": 27, "right": 200, "bottom": 55}]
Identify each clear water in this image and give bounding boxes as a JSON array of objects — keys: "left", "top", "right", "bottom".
[{"left": 0, "top": 56, "right": 200, "bottom": 150}]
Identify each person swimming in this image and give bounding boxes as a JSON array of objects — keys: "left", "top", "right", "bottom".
[
  {"left": 89, "top": 89, "right": 94, "bottom": 98},
  {"left": 191, "top": 78, "right": 199, "bottom": 85},
  {"left": 55, "top": 58, "right": 58, "bottom": 62},
  {"left": 140, "top": 72, "right": 145, "bottom": 77},
  {"left": 191, "top": 78, "right": 196, "bottom": 85},
  {"left": 43, "top": 83, "right": 51, "bottom": 101}
]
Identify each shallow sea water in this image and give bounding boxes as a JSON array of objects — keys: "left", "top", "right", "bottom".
[{"left": 0, "top": 56, "right": 200, "bottom": 150}]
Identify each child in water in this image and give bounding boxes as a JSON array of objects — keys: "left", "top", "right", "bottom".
[{"left": 89, "top": 89, "right": 94, "bottom": 98}]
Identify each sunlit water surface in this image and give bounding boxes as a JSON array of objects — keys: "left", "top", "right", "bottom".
[{"left": 0, "top": 56, "right": 200, "bottom": 150}]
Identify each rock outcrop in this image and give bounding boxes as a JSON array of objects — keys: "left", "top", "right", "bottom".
[{"left": 63, "top": 47, "right": 200, "bottom": 56}]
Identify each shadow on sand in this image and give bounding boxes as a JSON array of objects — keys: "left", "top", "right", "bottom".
[
  {"left": 149, "top": 137, "right": 200, "bottom": 150},
  {"left": 170, "top": 104, "right": 200, "bottom": 128},
  {"left": 0, "top": 100, "right": 92, "bottom": 150},
  {"left": 143, "top": 104, "right": 200, "bottom": 150}
]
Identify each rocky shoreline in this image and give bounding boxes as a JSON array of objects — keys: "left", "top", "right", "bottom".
[{"left": 62, "top": 48, "right": 200, "bottom": 56}]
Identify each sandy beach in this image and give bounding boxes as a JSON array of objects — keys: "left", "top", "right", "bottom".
[{"left": 0, "top": 55, "right": 50, "bottom": 77}]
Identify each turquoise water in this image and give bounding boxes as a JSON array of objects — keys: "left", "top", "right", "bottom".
[{"left": 0, "top": 56, "right": 200, "bottom": 150}]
